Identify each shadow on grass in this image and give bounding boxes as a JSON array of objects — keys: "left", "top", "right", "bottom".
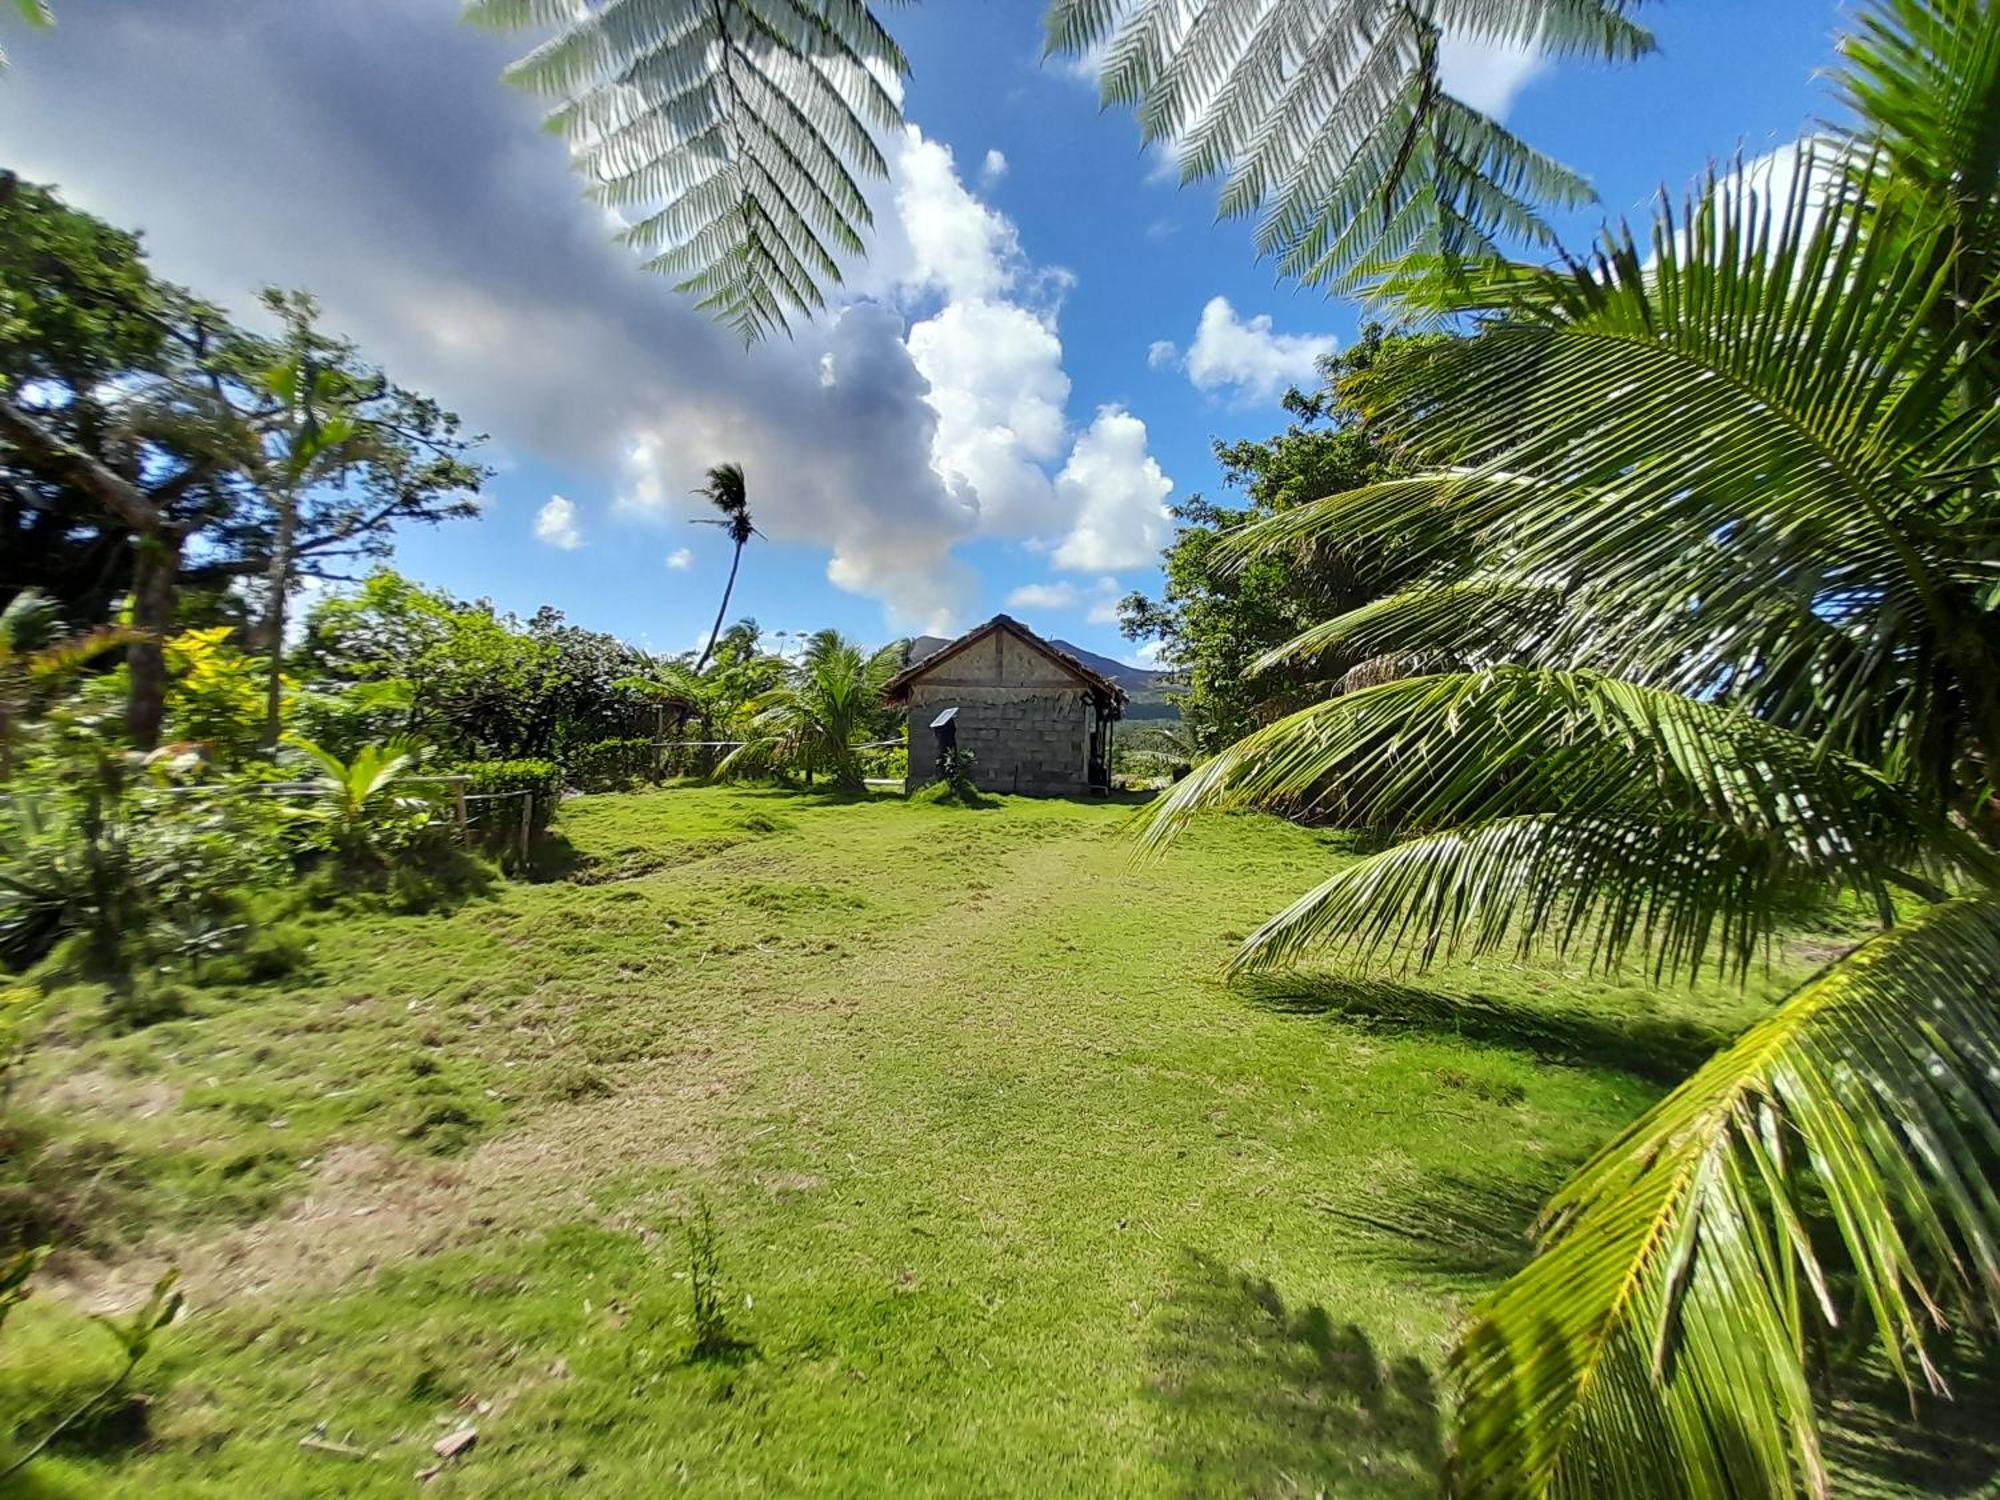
[
  {"left": 1147, "top": 1250, "right": 1443, "bottom": 1498},
  {"left": 523, "top": 829, "right": 587, "bottom": 882},
  {"left": 1311, "top": 1167, "right": 1567, "bottom": 1296},
  {"left": 1234, "top": 973, "right": 1729, "bottom": 1087},
  {"left": 1826, "top": 1337, "right": 2000, "bottom": 1498}
]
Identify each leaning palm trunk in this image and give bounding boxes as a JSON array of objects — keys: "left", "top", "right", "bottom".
[
  {"left": 695, "top": 539, "right": 743, "bottom": 675},
  {"left": 1142, "top": 8, "right": 2000, "bottom": 1492}
]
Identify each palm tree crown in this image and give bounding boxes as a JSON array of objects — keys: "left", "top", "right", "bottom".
[
  {"left": 719, "top": 628, "right": 903, "bottom": 792},
  {"left": 1141, "top": 5, "right": 2000, "bottom": 1493},
  {"left": 691, "top": 461, "right": 760, "bottom": 672}
]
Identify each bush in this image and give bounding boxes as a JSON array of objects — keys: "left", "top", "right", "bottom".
[
  {"left": 0, "top": 755, "right": 292, "bottom": 984},
  {"left": 451, "top": 759, "right": 560, "bottom": 847},
  {"left": 190, "top": 916, "right": 312, "bottom": 988},
  {"left": 564, "top": 737, "right": 657, "bottom": 794},
  {"left": 857, "top": 744, "right": 908, "bottom": 781}
]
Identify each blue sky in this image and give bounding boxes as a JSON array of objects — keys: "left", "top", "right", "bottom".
[{"left": 3, "top": 1, "right": 1847, "bottom": 666}]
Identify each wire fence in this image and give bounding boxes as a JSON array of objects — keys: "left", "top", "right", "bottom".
[{"left": 2, "top": 738, "right": 915, "bottom": 863}]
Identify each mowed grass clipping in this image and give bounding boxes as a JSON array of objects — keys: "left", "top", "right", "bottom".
[{"left": 6, "top": 784, "right": 1852, "bottom": 1496}]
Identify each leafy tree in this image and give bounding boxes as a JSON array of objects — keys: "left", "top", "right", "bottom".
[
  {"left": 691, "top": 462, "right": 761, "bottom": 673},
  {"left": 0, "top": 181, "right": 486, "bottom": 746},
  {"left": 1144, "top": 5, "right": 2000, "bottom": 1492},
  {"left": 0, "top": 176, "right": 248, "bottom": 744},
  {"left": 298, "top": 571, "right": 656, "bottom": 763},
  {"left": 1118, "top": 327, "right": 1427, "bottom": 751},
  {"left": 721, "top": 629, "right": 904, "bottom": 792}
]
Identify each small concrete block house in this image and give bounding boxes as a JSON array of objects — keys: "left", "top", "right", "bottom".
[{"left": 883, "top": 615, "right": 1126, "bottom": 797}]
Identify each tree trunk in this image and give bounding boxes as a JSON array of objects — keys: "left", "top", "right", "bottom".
[
  {"left": 261, "top": 491, "right": 297, "bottom": 748},
  {"left": 694, "top": 540, "right": 745, "bottom": 673},
  {"left": 126, "top": 530, "right": 182, "bottom": 749}
]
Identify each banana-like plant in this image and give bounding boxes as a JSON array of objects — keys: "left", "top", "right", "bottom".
[
  {"left": 1142, "top": 4, "right": 2000, "bottom": 1493},
  {"left": 285, "top": 734, "right": 429, "bottom": 866}
]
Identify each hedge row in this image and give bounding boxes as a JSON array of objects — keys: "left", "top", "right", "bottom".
[
  {"left": 563, "top": 736, "right": 658, "bottom": 794},
  {"left": 451, "top": 758, "right": 561, "bottom": 843}
]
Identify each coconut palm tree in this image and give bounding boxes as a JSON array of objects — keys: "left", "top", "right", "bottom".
[
  {"left": 719, "top": 629, "right": 903, "bottom": 792},
  {"left": 1141, "top": 4, "right": 2000, "bottom": 1492},
  {"left": 691, "top": 462, "right": 760, "bottom": 674}
]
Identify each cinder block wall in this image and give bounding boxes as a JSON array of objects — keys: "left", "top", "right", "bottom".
[{"left": 905, "top": 688, "right": 1090, "bottom": 795}]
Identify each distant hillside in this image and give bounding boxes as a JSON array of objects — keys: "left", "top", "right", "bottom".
[{"left": 904, "top": 633, "right": 1169, "bottom": 694}]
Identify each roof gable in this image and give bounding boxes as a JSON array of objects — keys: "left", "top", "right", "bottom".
[{"left": 882, "top": 615, "right": 1126, "bottom": 707}]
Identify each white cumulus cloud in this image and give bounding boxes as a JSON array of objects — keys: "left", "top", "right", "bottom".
[
  {"left": 0, "top": 4, "right": 1172, "bottom": 636},
  {"left": 1008, "top": 574, "right": 1124, "bottom": 622},
  {"left": 1052, "top": 407, "right": 1173, "bottom": 573},
  {"left": 979, "top": 147, "right": 1007, "bottom": 187},
  {"left": 1436, "top": 28, "right": 1548, "bottom": 119},
  {"left": 666, "top": 546, "right": 693, "bottom": 570},
  {"left": 535, "top": 494, "right": 583, "bottom": 550},
  {"left": 1178, "top": 295, "right": 1337, "bottom": 405},
  {"left": 1006, "top": 581, "right": 1081, "bottom": 612}
]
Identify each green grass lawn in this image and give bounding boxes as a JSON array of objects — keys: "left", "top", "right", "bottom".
[{"left": 3, "top": 785, "right": 1975, "bottom": 1497}]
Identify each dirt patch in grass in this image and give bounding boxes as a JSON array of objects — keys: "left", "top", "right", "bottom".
[
  {"left": 28, "top": 1066, "right": 181, "bottom": 1121},
  {"left": 50, "top": 1067, "right": 738, "bottom": 1315}
]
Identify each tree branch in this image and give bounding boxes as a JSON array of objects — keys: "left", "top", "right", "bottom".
[{"left": 0, "top": 394, "right": 161, "bottom": 533}]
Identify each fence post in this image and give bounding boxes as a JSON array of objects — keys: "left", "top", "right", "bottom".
[
  {"left": 517, "top": 790, "right": 533, "bottom": 866},
  {"left": 453, "top": 784, "right": 468, "bottom": 844}
]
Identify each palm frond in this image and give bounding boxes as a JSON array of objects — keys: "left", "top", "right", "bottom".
[
  {"left": 1454, "top": 896, "right": 2000, "bottom": 1499},
  {"left": 1044, "top": 0, "right": 1647, "bottom": 292},
  {"left": 1140, "top": 668, "right": 1986, "bottom": 976},
  {"left": 1837, "top": 0, "right": 2000, "bottom": 251},
  {"left": 1344, "top": 144, "right": 2000, "bottom": 759},
  {"left": 471, "top": 0, "right": 909, "bottom": 342},
  {"left": 1247, "top": 576, "right": 1561, "bottom": 678},
  {"left": 0, "top": 0, "right": 53, "bottom": 71}
]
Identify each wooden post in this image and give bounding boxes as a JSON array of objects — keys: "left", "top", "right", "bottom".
[
  {"left": 517, "top": 790, "right": 533, "bottom": 866},
  {"left": 453, "top": 783, "right": 468, "bottom": 843}
]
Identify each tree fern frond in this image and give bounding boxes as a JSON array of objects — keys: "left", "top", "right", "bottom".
[
  {"left": 1045, "top": 0, "right": 1645, "bottom": 291},
  {"left": 1454, "top": 897, "right": 2000, "bottom": 1498},
  {"left": 483, "top": 0, "right": 908, "bottom": 341}
]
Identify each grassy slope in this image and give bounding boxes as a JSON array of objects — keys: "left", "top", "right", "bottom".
[{"left": 0, "top": 785, "right": 1915, "bottom": 1497}]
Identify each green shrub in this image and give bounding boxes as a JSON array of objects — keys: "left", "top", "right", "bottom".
[
  {"left": 451, "top": 759, "right": 560, "bottom": 846},
  {"left": 192, "top": 919, "right": 313, "bottom": 987},
  {"left": 0, "top": 753, "right": 291, "bottom": 984},
  {"left": 564, "top": 737, "right": 656, "bottom": 794},
  {"left": 857, "top": 744, "right": 908, "bottom": 781}
]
